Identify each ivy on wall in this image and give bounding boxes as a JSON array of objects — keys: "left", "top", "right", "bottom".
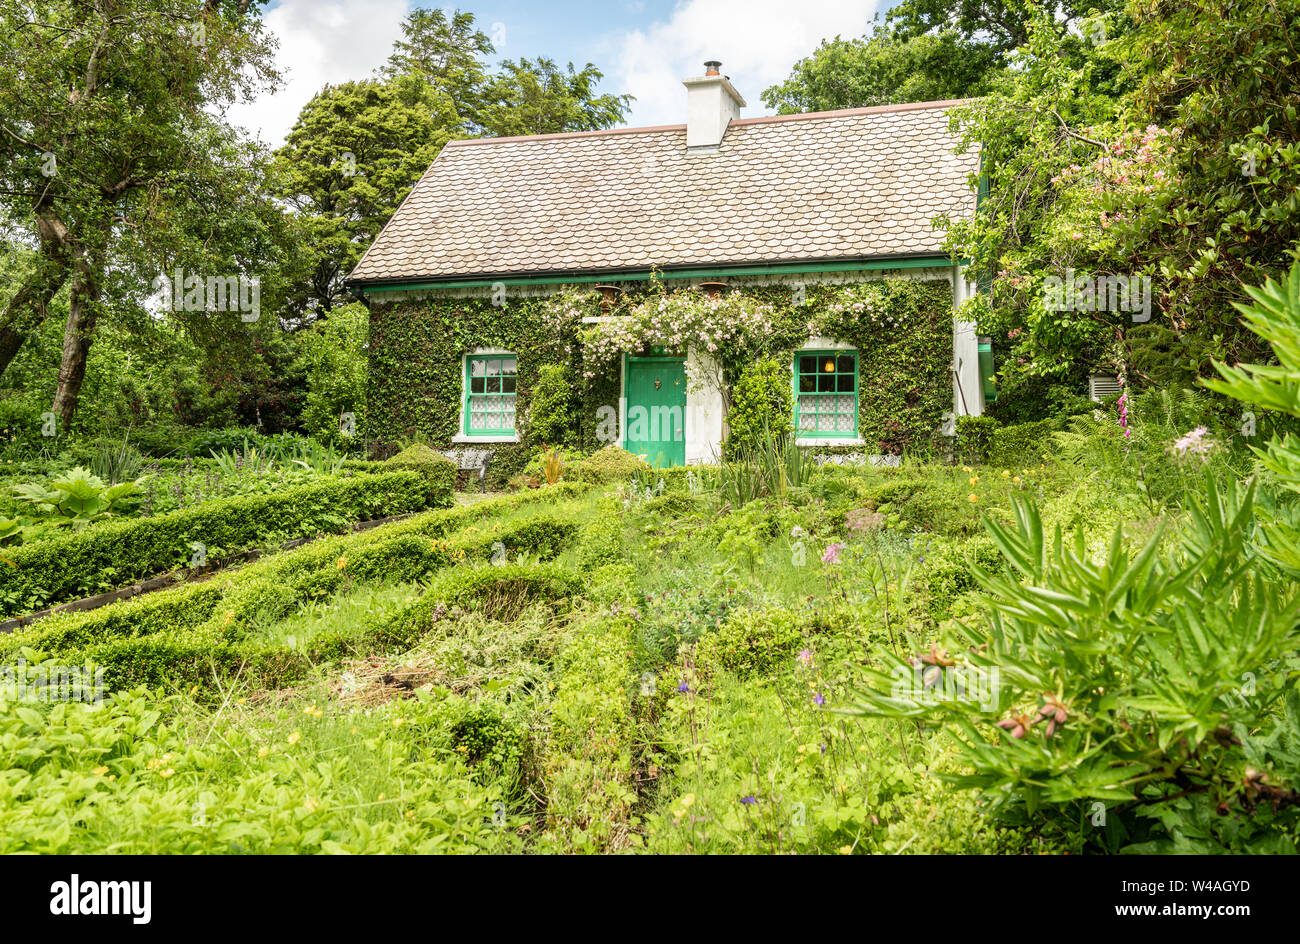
[{"left": 365, "top": 275, "right": 953, "bottom": 472}]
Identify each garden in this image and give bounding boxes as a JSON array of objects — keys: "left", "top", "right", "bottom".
[
  {"left": 0, "top": 263, "right": 1296, "bottom": 854},
  {"left": 0, "top": 0, "right": 1297, "bottom": 863}
]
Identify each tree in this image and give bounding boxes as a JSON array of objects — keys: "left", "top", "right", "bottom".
[
  {"left": 0, "top": 0, "right": 278, "bottom": 427},
  {"left": 474, "top": 59, "right": 632, "bottom": 137},
  {"left": 382, "top": 6, "right": 492, "bottom": 123},
  {"left": 762, "top": 31, "right": 1001, "bottom": 113},
  {"left": 279, "top": 9, "right": 631, "bottom": 315},
  {"left": 272, "top": 76, "right": 459, "bottom": 316}
]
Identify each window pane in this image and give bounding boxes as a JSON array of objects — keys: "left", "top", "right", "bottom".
[
  {"left": 486, "top": 376, "right": 501, "bottom": 394},
  {"left": 470, "top": 359, "right": 486, "bottom": 377},
  {"left": 799, "top": 356, "right": 817, "bottom": 375},
  {"left": 469, "top": 412, "right": 486, "bottom": 429},
  {"left": 503, "top": 410, "right": 516, "bottom": 430},
  {"left": 816, "top": 413, "right": 836, "bottom": 432},
  {"left": 483, "top": 412, "right": 503, "bottom": 429},
  {"left": 836, "top": 373, "right": 854, "bottom": 392},
  {"left": 470, "top": 377, "right": 485, "bottom": 394},
  {"left": 837, "top": 395, "right": 855, "bottom": 413},
  {"left": 817, "top": 373, "right": 835, "bottom": 392},
  {"left": 485, "top": 358, "right": 501, "bottom": 376},
  {"left": 798, "top": 375, "right": 815, "bottom": 393},
  {"left": 837, "top": 354, "right": 855, "bottom": 373},
  {"left": 798, "top": 412, "right": 816, "bottom": 430},
  {"left": 502, "top": 376, "right": 516, "bottom": 394},
  {"left": 501, "top": 357, "right": 517, "bottom": 375},
  {"left": 836, "top": 413, "right": 854, "bottom": 432}
]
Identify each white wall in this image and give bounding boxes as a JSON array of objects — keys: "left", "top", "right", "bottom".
[
  {"left": 951, "top": 264, "right": 983, "bottom": 420},
  {"left": 684, "top": 348, "right": 724, "bottom": 464}
]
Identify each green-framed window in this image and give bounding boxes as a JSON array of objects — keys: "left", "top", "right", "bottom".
[
  {"left": 463, "top": 353, "right": 517, "bottom": 435},
  {"left": 794, "top": 351, "right": 858, "bottom": 437}
]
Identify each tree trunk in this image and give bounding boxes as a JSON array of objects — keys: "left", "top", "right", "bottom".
[
  {"left": 51, "top": 234, "right": 106, "bottom": 429},
  {"left": 0, "top": 209, "right": 74, "bottom": 378}
]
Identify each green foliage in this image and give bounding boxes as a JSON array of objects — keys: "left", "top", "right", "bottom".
[
  {"left": 0, "top": 688, "right": 517, "bottom": 853},
  {"left": 987, "top": 419, "right": 1058, "bottom": 467},
  {"left": 474, "top": 58, "right": 631, "bottom": 137},
  {"left": 11, "top": 467, "right": 143, "bottom": 528},
  {"left": 695, "top": 607, "right": 804, "bottom": 679},
  {"left": 543, "top": 612, "right": 637, "bottom": 852},
  {"left": 725, "top": 357, "right": 793, "bottom": 459},
  {"left": 762, "top": 30, "right": 1001, "bottom": 113},
  {"left": 0, "top": 471, "right": 445, "bottom": 618},
  {"left": 293, "top": 303, "right": 369, "bottom": 446},
  {"left": 850, "top": 478, "right": 1300, "bottom": 852},
  {"left": 571, "top": 445, "right": 650, "bottom": 484},
  {"left": 384, "top": 442, "right": 457, "bottom": 498},
  {"left": 526, "top": 364, "right": 577, "bottom": 446},
  {"left": 955, "top": 415, "right": 998, "bottom": 465}
]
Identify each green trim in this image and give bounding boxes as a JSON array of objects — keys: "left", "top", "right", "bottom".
[
  {"left": 977, "top": 339, "right": 997, "bottom": 403},
  {"left": 360, "top": 256, "right": 955, "bottom": 294},
  {"left": 793, "top": 350, "right": 859, "bottom": 439},
  {"left": 462, "top": 353, "right": 518, "bottom": 436}
]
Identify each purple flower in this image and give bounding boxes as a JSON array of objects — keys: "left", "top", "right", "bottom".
[
  {"left": 1171, "top": 426, "right": 1212, "bottom": 459},
  {"left": 740, "top": 795, "right": 758, "bottom": 806},
  {"left": 676, "top": 681, "right": 691, "bottom": 694},
  {"left": 796, "top": 648, "right": 814, "bottom": 668},
  {"left": 821, "top": 543, "right": 846, "bottom": 564},
  {"left": 813, "top": 692, "right": 826, "bottom": 707}
]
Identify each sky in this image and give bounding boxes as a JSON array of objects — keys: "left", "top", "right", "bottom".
[{"left": 224, "top": 0, "right": 887, "bottom": 147}]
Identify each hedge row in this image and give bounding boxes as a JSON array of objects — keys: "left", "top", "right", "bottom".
[
  {"left": 955, "top": 416, "right": 1058, "bottom": 467},
  {"left": 0, "top": 470, "right": 455, "bottom": 619},
  {"left": 543, "top": 610, "right": 638, "bottom": 852},
  {"left": 6, "top": 494, "right": 589, "bottom": 690}
]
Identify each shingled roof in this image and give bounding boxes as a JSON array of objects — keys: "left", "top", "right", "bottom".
[{"left": 347, "top": 99, "right": 978, "bottom": 286}]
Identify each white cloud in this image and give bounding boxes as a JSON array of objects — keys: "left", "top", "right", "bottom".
[
  {"left": 614, "top": 0, "right": 879, "bottom": 127},
  {"left": 224, "top": 0, "right": 412, "bottom": 148}
]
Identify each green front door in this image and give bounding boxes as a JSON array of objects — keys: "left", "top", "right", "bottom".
[{"left": 625, "top": 356, "right": 686, "bottom": 468}]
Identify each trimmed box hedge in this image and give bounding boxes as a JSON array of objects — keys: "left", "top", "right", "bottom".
[{"left": 0, "top": 470, "right": 452, "bottom": 619}]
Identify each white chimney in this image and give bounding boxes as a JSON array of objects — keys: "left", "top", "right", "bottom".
[{"left": 683, "top": 60, "right": 745, "bottom": 154}]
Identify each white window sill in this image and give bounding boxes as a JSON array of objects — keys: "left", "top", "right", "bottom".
[
  {"left": 451, "top": 433, "right": 519, "bottom": 444},
  {"left": 796, "top": 437, "right": 865, "bottom": 447}
]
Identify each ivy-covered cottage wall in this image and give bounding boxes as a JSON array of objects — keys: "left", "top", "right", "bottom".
[{"left": 364, "top": 273, "right": 953, "bottom": 480}]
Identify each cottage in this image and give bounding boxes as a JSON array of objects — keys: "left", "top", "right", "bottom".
[{"left": 347, "top": 62, "right": 989, "bottom": 472}]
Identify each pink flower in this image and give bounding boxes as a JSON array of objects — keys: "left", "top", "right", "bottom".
[
  {"left": 1171, "top": 426, "right": 1213, "bottom": 459},
  {"left": 821, "top": 543, "right": 846, "bottom": 564}
]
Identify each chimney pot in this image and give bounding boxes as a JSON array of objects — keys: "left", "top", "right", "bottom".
[{"left": 704, "top": 60, "right": 721, "bottom": 76}]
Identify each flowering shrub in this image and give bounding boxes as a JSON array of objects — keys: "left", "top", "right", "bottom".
[{"left": 578, "top": 289, "right": 777, "bottom": 382}]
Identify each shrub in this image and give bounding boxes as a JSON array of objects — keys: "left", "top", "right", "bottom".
[
  {"left": 3, "top": 494, "right": 585, "bottom": 667},
  {"left": 526, "top": 364, "right": 577, "bottom": 446},
  {"left": 385, "top": 443, "right": 457, "bottom": 498},
  {"left": 725, "top": 357, "right": 793, "bottom": 459},
  {"left": 576, "top": 502, "right": 624, "bottom": 570},
  {"left": 571, "top": 445, "right": 650, "bottom": 484},
  {"left": 385, "top": 563, "right": 584, "bottom": 640},
  {"left": 544, "top": 612, "right": 636, "bottom": 851},
  {"left": 986, "top": 419, "right": 1058, "bottom": 468},
  {"left": 695, "top": 607, "right": 804, "bottom": 679},
  {"left": 955, "top": 415, "right": 999, "bottom": 464},
  {"left": 0, "top": 470, "right": 443, "bottom": 619},
  {"left": 848, "top": 478, "right": 1300, "bottom": 852}
]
